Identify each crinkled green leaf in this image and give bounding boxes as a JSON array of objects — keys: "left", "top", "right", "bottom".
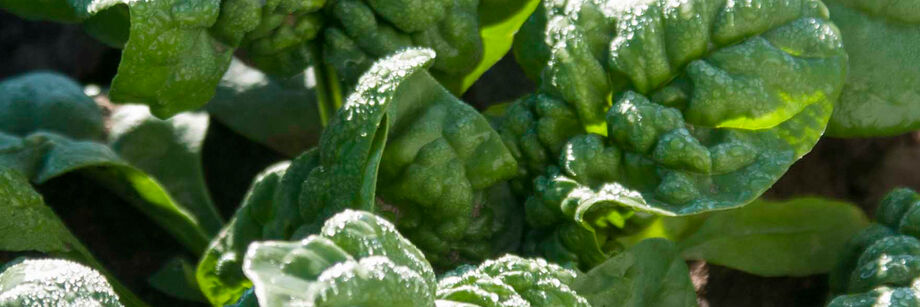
[
  {"left": 830, "top": 188, "right": 920, "bottom": 305},
  {"left": 0, "top": 72, "right": 104, "bottom": 141},
  {"left": 207, "top": 59, "right": 324, "bottom": 156},
  {"left": 828, "top": 280, "right": 920, "bottom": 307},
  {"left": 437, "top": 255, "right": 589, "bottom": 307},
  {"left": 298, "top": 48, "right": 517, "bottom": 267},
  {"left": 211, "top": 0, "right": 325, "bottom": 77},
  {"left": 148, "top": 257, "right": 205, "bottom": 302},
  {"left": 324, "top": 0, "right": 534, "bottom": 95},
  {"left": 242, "top": 210, "right": 436, "bottom": 307},
  {"left": 323, "top": 0, "right": 479, "bottom": 94},
  {"left": 198, "top": 48, "right": 518, "bottom": 304},
  {"left": 677, "top": 197, "right": 868, "bottom": 277},
  {"left": 109, "top": 105, "right": 223, "bottom": 236},
  {"left": 67, "top": 0, "right": 233, "bottom": 118},
  {"left": 197, "top": 160, "right": 295, "bottom": 306},
  {"left": 435, "top": 0, "right": 540, "bottom": 94},
  {"left": 573, "top": 239, "right": 697, "bottom": 307},
  {"left": 824, "top": 0, "right": 920, "bottom": 137},
  {"left": 0, "top": 259, "right": 122, "bottom": 307},
  {"left": 0, "top": 167, "right": 145, "bottom": 307},
  {"left": 503, "top": 0, "right": 847, "bottom": 267},
  {"left": 0, "top": 132, "right": 210, "bottom": 254}
]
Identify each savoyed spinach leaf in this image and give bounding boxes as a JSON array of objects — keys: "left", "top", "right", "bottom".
[
  {"left": 197, "top": 160, "right": 296, "bottom": 306},
  {"left": 434, "top": 0, "right": 540, "bottom": 94},
  {"left": 242, "top": 210, "right": 437, "bottom": 306},
  {"left": 437, "top": 255, "right": 589, "bottom": 307},
  {"left": 677, "top": 197, "right": 869, "bottom": 277},
  {"left": 829, "top": 188, "right": 920, "bottom": 306},
  {"left": 573, "top": 238, "right": 697, "bottom": 307},
  {"left": 0, "top": 259, "right": 123, "bottom": 306},
  {"left": 66, "top": 0, "right": 234, "bottom": 118},
  {"left": 504, "top": 0, "right": 847, "bottom": 268},
  {"left": 323, "top": 0, "right": 537, "bottom": 95},
  {"left": 198, "top": 48, "right": 519, "bottom": 305},
  {"left": 824, "top": 0, "right": 920, "bottom": 137}
]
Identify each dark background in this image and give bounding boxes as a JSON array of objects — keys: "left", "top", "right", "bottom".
[{"left": 3, "top": 10, "right": 919, "bottom": 307}]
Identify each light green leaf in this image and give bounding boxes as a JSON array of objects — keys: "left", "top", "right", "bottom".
[
  {"left": 0, "top": 259, "right": 122, "bottom": 307},
  {"left": 242, "top": 210, "right": 436, "bottom": 307},
  {"left": 573, "top": 239, "right": 698, "bottom": 307},
  {"left": 678, "top": 197, "right": 870, "bottom": 277},
  {"left": 197, "top": 160, "right": 294, "bottom": 306},
  {"left": 437, "top": 255, "right": 589, "bottom": 307}
]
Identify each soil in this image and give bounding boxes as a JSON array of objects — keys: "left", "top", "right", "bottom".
[{"left": 3, "top": 10, "right": 919, "bottom": 307}]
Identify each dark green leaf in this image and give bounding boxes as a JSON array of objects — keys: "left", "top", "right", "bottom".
[
  {"left": 207, "top": 59, "right": 324, "bottom": 156},
  {"left": 0, "top": 167, "right": 145, "bottom": 307},
  {"left": 109, "top": 105, "right": 223, "bottom": 236},
  {"left": 824, "top": 0, "right": 920, "bottom": 137},
  {"left": 148, "top": 257, "right": 206, "bottom": 302}
]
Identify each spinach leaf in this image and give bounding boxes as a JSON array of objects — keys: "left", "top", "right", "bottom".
[
  {"left": 824, "top": 0, "right": 920, "bottom": 137},
  {"left": 678, "top": 197, "right": 869, "bottom": 277},
  {"left": 0, "top": 259, "right": 123, "bottom": 306},
  {"left": 0, "top": 72, "right": 104, "bottom": 141},
  {"left": 207, "top": 59, "right": 324, "bottom": 157},
  {"left": 829, "top": 188, "right": 920, "bottom": 306},
  {"left": 0, "top": 132, "right": 211, "bottom": 254},
  {"left": 573, "top": 239, "right": 697, "bottom": 307},
  {"left": 437, "top": 255, "right": 589, "bottom": 307},
  {"left": 504, "top": 0, "right": 847, "bottom": 268},
  {"left": 109, "top": 105, "right": 224, "bottom": 236},
  {"left": 0, "top": 167, "right": 144, "bottom": 306},
  {"left": 242, "top": 210, "right": 436, "bottom": 306}
]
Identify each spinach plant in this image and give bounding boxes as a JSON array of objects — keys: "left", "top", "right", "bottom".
[{"left": 0, "top": 0, "right": 919, "bottom": 306}]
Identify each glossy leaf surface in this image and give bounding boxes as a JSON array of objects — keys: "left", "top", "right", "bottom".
[
  {"left": 437, "top": 255, "right": 589, "bottom": 307},
  {"left": 504, "top": 0, "right": 847, "bottom": 267},
  {"left": 829, "top": 188, "right": 920, "bottom": 306},
  {"left": 0, "top": 259, "right": 122, "bottom": 307},
  {"left": 242, "top": 210, "right": 436, "bottom": 307}
]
